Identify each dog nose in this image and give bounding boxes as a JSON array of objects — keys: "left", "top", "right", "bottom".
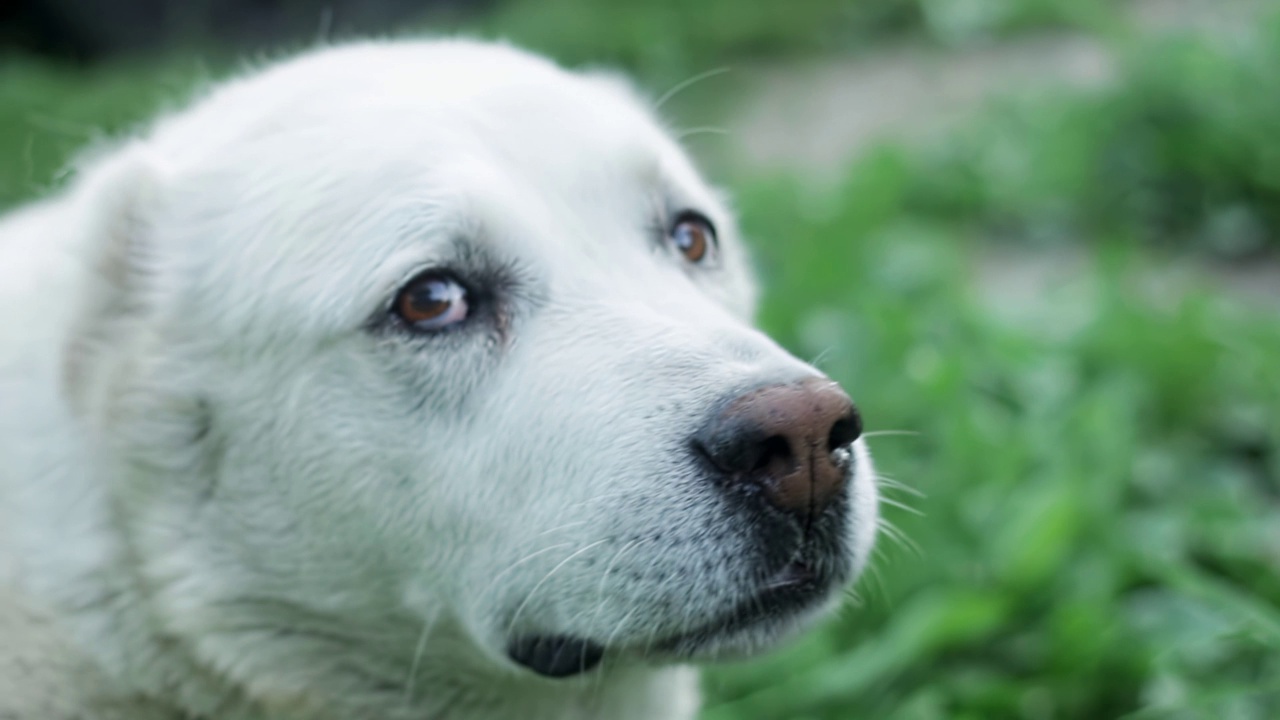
[{"left": 696, "top": 378, "right": 861, "bottom": 518}]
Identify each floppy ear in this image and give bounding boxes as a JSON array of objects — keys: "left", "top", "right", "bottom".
[{"left": 62, "top": 145, "right": 165, "bottom": 419}]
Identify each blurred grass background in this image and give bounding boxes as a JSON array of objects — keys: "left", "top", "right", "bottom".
[{"left": 3, "top": 0, "right": 1279, "bottom": 717}]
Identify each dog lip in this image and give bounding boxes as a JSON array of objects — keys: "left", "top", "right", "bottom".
[
  {"left": 652, "top": 557, "right": 833, "bottom": 654},
  {"left": 507, "top": 635, "right": 605, "bottom": 678},
  {"left": 761, "top": 557, "right": 819, "bottom": 591}
]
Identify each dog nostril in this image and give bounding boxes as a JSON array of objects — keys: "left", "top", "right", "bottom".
[
  {"left": 753, "top": 435, "right": 793, "bottom": 474},
  {"left": 826, "top": 412, "right": 862, "bottom": 455}
]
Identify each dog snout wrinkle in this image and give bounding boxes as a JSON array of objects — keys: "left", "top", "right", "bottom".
[{"left": 697, "top": 378, "right": 859, "bottom": 522}]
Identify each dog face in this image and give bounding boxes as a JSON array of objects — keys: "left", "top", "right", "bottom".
[{"left": 75, "top": 41, "right": 877, "bottom": 700}]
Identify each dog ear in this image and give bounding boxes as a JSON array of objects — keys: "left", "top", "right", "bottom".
[{"left": 62, "top": 145, "right": 165, "bottom": 418}]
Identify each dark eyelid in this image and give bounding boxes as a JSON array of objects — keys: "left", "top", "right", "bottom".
[
  {"left": 379, "top": 239, "right": 491, "bottom": 309},
  {"left": 672, "top": 209, "right": 716, "bottom": 235},
  {"left": 367, "top": 239, "right": 531, "bottom": 342}
]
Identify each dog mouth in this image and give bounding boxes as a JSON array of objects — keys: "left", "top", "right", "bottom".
[
  {"left": 506, "top": 635, "right": 606, "bottom": 678},
  {"left": 652, "top": 556, "right": 834, "bottom": 657},
  {"left": 506, "top": 557, "right": 834, "bottom": 678}
]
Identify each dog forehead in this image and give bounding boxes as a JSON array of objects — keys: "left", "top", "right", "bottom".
[
  {"left": 150, "top": 41, "right": 674, "bottom": 180},
  {"left": 151, "top": 39, "right": 721, "bottom": 255},
  {"left": 142, "top": 41, "right": 739, "bottom": 339}
]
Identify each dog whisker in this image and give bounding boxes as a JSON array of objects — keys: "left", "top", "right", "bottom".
[
  {"left": 315, "top": 7, "right": 333, "bottom": 45},
  {"left": 587, "top": 539, "right": 644, "bottom": 638},
  {"left": 474, "top": 542, "right": 576, "bottom": 611},
  {"left": 676, "top": 126, "right": 731, "bottom": 141},
  {"left": 532, "top": 519, "right": 591, "bottom": 537},
  {"left": 875, "top": 472, "right": 926, "bottom": 499},
  {"left": 876, "top": 517, "right": 922, "bottom": 557},
  {"left": 879, "top": 495, "right": 925, "bottom": 517},
  {"left": 857, "top": 549, "right": 893, "bottom": 608},
  {"left": 868, "top": 563, "right": 890, "bottom": 606},
  {"left": 505, "top": 539, "right": 613, "bottom": 637},
  {"left": 861, "top": 429, "right": 922, "bottom": 439},
  {"left": 654, "top": 67, "right": 731, "bottom": 110},
  {"left": 602, "top": 606, "right": 638, "bottom": 655},
  {"left": 807, "top": 345, "right": 836, "bottom": 370},
  {"left": 839, "top": 585, "right": 865, "bottom": 610},
  {"left": 563, "top": 489, "right": 638, "bottom": 512},
  {"left": 401, "top": 606, "right": 441, "bottom": 708}
]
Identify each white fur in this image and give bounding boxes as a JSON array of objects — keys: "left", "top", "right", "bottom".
[{"left": 0, "top": 40, "right": 877, "bottom": 719}]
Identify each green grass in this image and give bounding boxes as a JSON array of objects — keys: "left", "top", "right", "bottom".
[
  {"left": 471, "top": 0, "right": 1112, "bottom": 77},
  {"left": 2, "top": 1, "right": 1278, "bottom": 717},
  {"left": 698, "top": 164, "right": 1280, "bottom": 719},
  {"left": 695, "top": 21, "right": 1280, "bottom": 711},
  {"left": 892, "top": 16, "right": 1280, "bottom": 258},
  {"left": 0, "top": 56, "right": 213, "bottom": 208}
]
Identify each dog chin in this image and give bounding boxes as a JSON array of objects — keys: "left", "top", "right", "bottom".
[
  {"left": 508, "top": 558, "right": 847, "bottom": 678},
  {"left": 651, "top": 572, "right": 844, "bottom": 662},
  {"left": 507, "top": 609, "right": 828, "bottom": 680},
  {"left": 662, "top": 611, "right": 822, "bottom": 663}
]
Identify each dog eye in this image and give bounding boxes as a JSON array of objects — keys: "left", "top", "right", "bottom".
[
  {"left": 393, "top": 272, "right": 469, "bottom": 330},
  {"left": 669, "top": 212, "right": 716, "bottom": 264}
]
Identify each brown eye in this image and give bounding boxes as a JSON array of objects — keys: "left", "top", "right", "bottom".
[
  {"left": 393, "top": 272, "right": 469, "bottom": 330},
  {"left": 670, "top": 212, "right": 716, "bottom": 264}
]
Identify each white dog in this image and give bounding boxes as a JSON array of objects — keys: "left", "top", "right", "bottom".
[{"left": 0, "top": 40, "right": 878, "bottom": 720}]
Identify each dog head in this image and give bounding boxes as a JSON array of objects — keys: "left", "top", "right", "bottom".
[{"left": 66, "top": 40, "right": 877, "bottom": 709}]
